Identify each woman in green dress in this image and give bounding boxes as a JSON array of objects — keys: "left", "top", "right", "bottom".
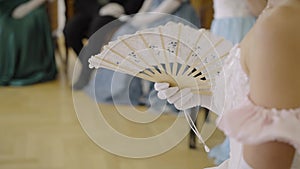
[{"left": 0, "top": 0, "right": 57, "bottom": 86}]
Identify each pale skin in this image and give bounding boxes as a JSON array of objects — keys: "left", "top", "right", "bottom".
[
  {"left": 246, "top": 0, "right": 268, "bottom": 17},
  {"left": 240, "top": 0, "right": 300, "bottom": 168},
  {"left": 12, "top": 0, "right": 49, "bottom": 19}
]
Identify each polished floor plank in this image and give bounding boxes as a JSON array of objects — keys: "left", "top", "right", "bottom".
[{"left": 0, "top": 47, "right": 225, "bottom": 169}]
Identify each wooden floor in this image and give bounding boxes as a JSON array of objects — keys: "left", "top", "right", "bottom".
[{"left": 0, "top": 47, "right": 225, "bottom": 169}]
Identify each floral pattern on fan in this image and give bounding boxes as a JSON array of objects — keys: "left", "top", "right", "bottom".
[{"left": 88, "top": 22, "right": 233, "bottom": 96}]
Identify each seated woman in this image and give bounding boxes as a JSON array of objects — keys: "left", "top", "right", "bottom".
[
  {"left": 66, "top": 0, "right": 145, "bottom": 90},
  {"left": 0, "top": 0, "right": 57, "bottom": 86},
  {"left": 85, "top": 0, "right": 200, "bottom": 105},
  {"left": 155, "top": 0, "right": 300, "bottom": 168}
]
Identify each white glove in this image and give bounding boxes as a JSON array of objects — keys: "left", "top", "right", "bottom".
[
  {"left": 12, "top": 0, "right": 47, "bottom": 19},
  {"left": 155, "top": 82, "right": 215, "bottom": 153},
  {"left": 99, "top": 3, "right": 125, "bottom": 18},
  {"left": 154, "top": 82, "right": 219, "bottom": 113}
]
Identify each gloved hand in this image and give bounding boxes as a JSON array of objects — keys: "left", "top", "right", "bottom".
[
  {"left": 154, "top": 82, "right": 215, "bottom": 111},
  {"left": 12, "top": 0, "right": 47, "bottom": 19},
  {"left": 155, "top": 82, "right": 215, "bottom": 153},
  {"left": 99, "top": 3, "right": 125, "bottom": 18}
]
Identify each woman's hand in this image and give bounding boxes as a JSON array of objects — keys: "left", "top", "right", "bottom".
[
  {"left": 154, "top": 82, "right": 213, "bottom": 110},
  {"left": 12, "top": 0, "right": 47, "bottom": 19},
  {"left": 99, "top": 3, "right": 125, "bottom": 18}
]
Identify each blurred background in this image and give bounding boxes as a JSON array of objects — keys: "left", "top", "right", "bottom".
[{"left": 0, "top": 0, "right": 229, "bottom": 169}]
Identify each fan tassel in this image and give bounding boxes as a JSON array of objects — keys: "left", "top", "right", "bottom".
[{"left": 183, "top": 110, "right": 210, "bottom": 153}]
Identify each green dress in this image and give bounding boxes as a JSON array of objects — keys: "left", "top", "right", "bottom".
[{"left": 0, "top": 0, "right": 57, "bottom": 86}]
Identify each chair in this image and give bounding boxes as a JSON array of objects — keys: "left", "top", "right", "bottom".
[{"left": 46, "top": 0, "right": 73, "bottom": 74}]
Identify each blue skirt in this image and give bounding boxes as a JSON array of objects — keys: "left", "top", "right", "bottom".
[
  {"left": 211, "top": 16, "right": 256, "bottom": 44},
  {"left": 85, "top": 1, "right": 200, "bottom": 105}
]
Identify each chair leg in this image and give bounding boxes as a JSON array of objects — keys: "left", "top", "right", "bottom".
[
  {"left": 64, "top": 40, "right": 68, "bottom": 74},
  {"left": 188, "top": 107, "right": 198, "bottom": 149},
  {"left": 188, "top": 107, "right": 210, "bottom": 149},
  {"left": 53, "top": 35, "right": 69, "bottom": 75},
  {"left": 189, "top": 118, "right": 197, "bottom": 149}
]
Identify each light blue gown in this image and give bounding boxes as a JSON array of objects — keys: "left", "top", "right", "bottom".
[
  {"left": 208, "top": 0, "right": 257, "bottom": 164},
  {"left": 85, "top": 0, "right": 200, "bottom": 105},
  {"left": 211, "top": 16, "right": 256, "bottom": 44}
]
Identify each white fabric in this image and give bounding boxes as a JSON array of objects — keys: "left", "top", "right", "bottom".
[
  {"left": 99, "top": 3, "right": 125, "bottom": 18},
  {"left": 213, "top": 0, "right": 253, "bottom": 19},
  {"left": 207, "top": 45, "right": 300, "bottom": 168},
  {"left": 155, "top": 44, "right": 300, "bottom": 168},
  {"left": 137, "top": 0, "right": 153, "bottom": 13},
  {"left": 12, "top": 0, "right": 47, "bottom": 19},
  {"left": 130, "top": 0, "right": 181, "bottom": 28},
  {"left": 217, "top": 45, "right": 248, "bottom": 113},
  {"left": 118, "top": 14, "right": 130, "bottom": 22},
  {"left": 129, "top": 13, "right": 157, "bottom": 28},
  {"left": 150, "top": 0, "right": 181, "bottom": 14}
]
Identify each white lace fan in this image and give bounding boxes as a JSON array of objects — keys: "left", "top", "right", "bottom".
[{"left": 88, "top": 22, "right": 233, "bottom": 96}]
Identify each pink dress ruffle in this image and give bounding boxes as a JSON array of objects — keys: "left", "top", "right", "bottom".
[{"left": 217, "top": 96, "right": 300, "bottom": 153}]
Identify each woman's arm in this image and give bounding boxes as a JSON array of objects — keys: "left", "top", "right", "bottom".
[
  {"left": 137, "top": 0, "right": 153, "bottom": 13},
  {"left": 241, "top": 4, "right": 300, "bottom": 169},
  {"left": 244, "top": 143, "right": 295, "bottom": 169},
  {"left": 150, "top": 0, "right": 182, "bottom": 14},
  {"left": 246, "top": 0, "right": 267, "bottom": 17}
]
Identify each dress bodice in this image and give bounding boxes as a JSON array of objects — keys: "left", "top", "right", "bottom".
[
  {"left": 213, "top": 45, "right": 300, "bottom": 169},
  {"left": 213, "top": 0, "right": 253, "bottom": 19},
  {"left": 221, "top": 45, "right": 249, "bottom": 112}
]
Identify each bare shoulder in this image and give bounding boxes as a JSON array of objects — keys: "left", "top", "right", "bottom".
[
  {"left": 254, "top": 2, "right": 300, "bottom": 46},
  {"left": 242, "top": 1, "right": 300, "bottom": 65},
  {"left": 242, "top": 3, "right": 300, "bottom": 167},
  {"left": 246, "top": 1, "right": 300, "bottom": 109}
]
